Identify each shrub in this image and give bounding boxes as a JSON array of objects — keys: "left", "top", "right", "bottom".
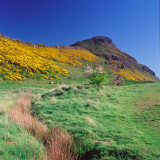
[
  {"left": 89, "top": 72, "right": 105, "bottom": 87},
  {"left": 84, "top": 64, "right": 105, "bottom": 87}
]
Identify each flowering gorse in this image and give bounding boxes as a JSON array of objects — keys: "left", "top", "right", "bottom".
[
  {"left": 113, "top": 68, "right": 152, "bottom": 81},
  {"left": 0, "top": 37, "right": 99, "bottom": 80}
]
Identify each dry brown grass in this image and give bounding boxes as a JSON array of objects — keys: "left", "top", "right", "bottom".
[
  {"left": 9, "top": 92, "right": 78, "bottom": 160},
  {"left": 46, "top": 128, "right": 78, "bottom": 160},
  {"left": 9, "top": 92, "right": 48, "bottom": 140}
]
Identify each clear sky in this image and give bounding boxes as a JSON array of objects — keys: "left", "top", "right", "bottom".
[{"left": 0, "top": 0, "right": 159, "bottom": 77}]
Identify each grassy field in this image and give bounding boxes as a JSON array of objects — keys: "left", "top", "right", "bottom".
[
  {"left": 31, "top": 82, "right": 160, "bottom": 160},
  {"left": 0, "top": 77, "right": 160, "bottom": 160}
]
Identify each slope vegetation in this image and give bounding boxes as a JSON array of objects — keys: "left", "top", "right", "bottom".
[
  {"left": 0, "top": 35, "right": 99, "bottom": 80},
  {"left": 0, "top": 34, "right": 158, "bottom": 82}
]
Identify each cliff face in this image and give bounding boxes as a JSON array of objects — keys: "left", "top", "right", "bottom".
[
  {"left": 71, "top": 36, "right": 156, "bottom": 77},
  {"left": 139, "top": 64, "right": 155, "bottom": 76}
]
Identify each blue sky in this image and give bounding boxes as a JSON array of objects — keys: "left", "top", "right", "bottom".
[{"left": 0, "top": 0, "right": 159, "bottom": 77}]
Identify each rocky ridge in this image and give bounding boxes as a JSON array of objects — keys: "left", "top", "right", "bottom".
[{"left": 71, "top": 36, "right": 155, "bottom": 76}]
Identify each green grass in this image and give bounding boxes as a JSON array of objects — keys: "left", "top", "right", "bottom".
[
  {"left": 30, "top": 82, "right": 160, "bottom": 159},
  {"left": 0, "top": 68, "right": 160, "bottom": 159},
  {"left": 122, "top": 79, "right": 156, "bottom": 85},
  {"left": 0, "top": 81, "right": 46, "bottom": 160},
  {"left": 0, "top": 115, "right": 45, "bottom": 160}
]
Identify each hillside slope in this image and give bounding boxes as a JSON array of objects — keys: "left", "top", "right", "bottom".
[
  {"left": 0, "top": 34, "right": 99, "bottom": 80},
  {"left": 71, "top": 36, "right": 157, "bottom": 81},
  {"left": 0, "top": 34, "right": 157, "bottom": 81}
]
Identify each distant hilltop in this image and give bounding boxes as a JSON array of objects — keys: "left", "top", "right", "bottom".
[{"left": 71, "top": 36, "right": 156, "bottom": 77}]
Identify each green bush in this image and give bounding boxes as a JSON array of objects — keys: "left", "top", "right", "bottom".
[
  {"left": 84, "top": 64, "right": 106, "bottom": 87},
  {"left": 89, "top": 72, "right": 105, "bottom": 87}
]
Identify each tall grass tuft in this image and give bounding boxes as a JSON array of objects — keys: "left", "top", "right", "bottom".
[
  {"left": 9, "top": 92, "right": 48, "bottom": 140},
  {"left": 46, "top": 128, "right": 78, "bottom": 160}
]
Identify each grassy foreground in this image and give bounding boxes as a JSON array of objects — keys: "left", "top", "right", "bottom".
[
  {"left": 0, "top": 82, "right": 46, "bottom": 160},
  {"left": 0, "top": 79, "right": 160, "bottom": 159}
]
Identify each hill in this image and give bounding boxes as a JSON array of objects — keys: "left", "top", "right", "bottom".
[
  {"left": 0, "top": 34, "right": 158, "bottom": 82},
  {"left": 71, "top": 36, "right": 157, "bottom": 81}
]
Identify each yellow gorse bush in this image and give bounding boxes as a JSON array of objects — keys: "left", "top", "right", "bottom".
[
  {"left": 0, "top": 37, "right": 99, "bottom": 80},
  {"left": 114, "top": 68, "right": 152, "bottom": 81}
]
